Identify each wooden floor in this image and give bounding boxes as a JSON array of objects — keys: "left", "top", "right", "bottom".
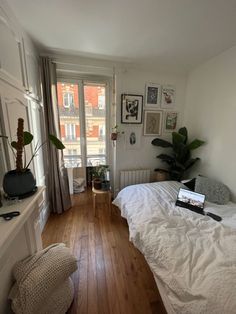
[{"left": 42, "top": 190, "right": 167, "bottom": 314}]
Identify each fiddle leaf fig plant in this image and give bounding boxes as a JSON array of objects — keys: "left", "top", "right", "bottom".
[
  {"left": 151, "top": 127, "right": 205, "bottom": 181},
  {"left": 0, "top": 117, "right": 65, "bottom": 172}
]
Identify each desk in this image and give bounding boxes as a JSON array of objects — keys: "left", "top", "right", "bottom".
[{"left": 92, "top": 187, "right": 112, "bottom": 217}]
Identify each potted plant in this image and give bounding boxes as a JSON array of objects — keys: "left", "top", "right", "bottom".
[
  {"left": 151, "top": 127, "right": 205, "bottom": 181},
  {"left": 0, "top": 117, "right": 65, "bottom": 198},
  {"left": 92, "top": 165, "right": 109, "bottom": 190},
  {"left": 110, "top": 125, "right": 124, "bottom": 141}
]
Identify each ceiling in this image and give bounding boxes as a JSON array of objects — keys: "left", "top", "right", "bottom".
[{"left": 7, "top": 0, "right": 236, "bottom": 73}]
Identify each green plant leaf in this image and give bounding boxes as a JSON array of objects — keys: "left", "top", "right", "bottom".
[
  {"left": 185, "top": 157, "right": 200, "bottom": 170},
  {"left": 49, "top": 134, "right": 65, "bottom": 149},
  {"left": 175, "top": 144, "right": 190, "bottom": 164},
  {"left": 178, "top": 127, "right": 188, "bottom": 144},
  {"left": 175, "top": 161, "right": 186, "bottom": 170},
  {"left": 23, "top": 131, "right": 33, "bottom": 145},
  {"left": 188, "top": 139, "right": 205, "bottom": 150},
  {"left": 151, "top": 138, "right": 173, "bottom": 147},
  {"left": 11, "top": 141, "right": 18, "bottom": 149},
  {"left": 172, "top": 132, "right": 186, "bottom": 145},
  {"left": 157, "top": 154, "right": 175, "bottom": 164}
]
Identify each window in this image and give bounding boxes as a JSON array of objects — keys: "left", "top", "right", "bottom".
[
  {"left": 63, "top": 92, "right": 74, "bottom": 108},
  {"left": 57, "top": 81, "right": 108, "bottom": 168},
  {"left": 65, "top": 123, "right": 76, "bottom": 140}
]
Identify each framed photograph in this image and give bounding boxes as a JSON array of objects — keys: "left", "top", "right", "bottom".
[
  {"left": 125, "top": 127, "right": 142, "bottom": 150},
  {"left": 145, "top": 83, "right": 161, "bottom": 108},
  {"left": 161, "top": 85, "right": 175, "bottom": 108},
  {"left": 163, "top": 111, "right": 178, "bottom": 132},
  {"left": 144, "top": 110, "right": 163, "bottom": 136},
  {"left": 121, "top": 94, "right": 143, "bottom": 124}
]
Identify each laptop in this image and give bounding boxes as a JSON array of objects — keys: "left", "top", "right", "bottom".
[
  {"left": 176, "top": 188, "right": 205, "bottom": 214},
  {"left": 175, "top": 188, "right": 222, "bottom": 221}
]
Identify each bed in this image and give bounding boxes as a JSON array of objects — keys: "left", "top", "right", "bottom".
[{"left": 113, "top": 181, "right": 236, "bottom": 314}]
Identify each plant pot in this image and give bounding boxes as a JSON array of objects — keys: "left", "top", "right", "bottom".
[
  {"left": 3, "top": 169, "right": 36, "bottom": 198},
  {"left": 101, "top": 180, "right": 110, "bottom": 191},
  {"left": 155, "top": 169, "right": 169, "bottom": 182},
  {"left": 111, "top": 133, "right": 118, "bottom": 141},
  {"left": 93, "top": 178, "right": 102, "bottom": 190}
]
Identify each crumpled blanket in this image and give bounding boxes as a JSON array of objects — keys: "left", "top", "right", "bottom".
[{"left": 9, "top": 243, "right": 78, "bottom": 314}]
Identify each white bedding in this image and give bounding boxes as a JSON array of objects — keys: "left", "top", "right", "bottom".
[{"left": 113, "top": 181, "right": 236, "bottom": 314}]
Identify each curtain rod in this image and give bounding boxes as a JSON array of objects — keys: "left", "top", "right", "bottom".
[{"left": 51, "top": 59, "right": 116, "bottom": 71}]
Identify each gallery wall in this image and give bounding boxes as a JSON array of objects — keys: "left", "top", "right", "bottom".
[
  {"left": 184, "top": 44, "right": 236, "bottom": 201},
  {"left": 114, "top": 67, "right": 187, "bottom": 193}
]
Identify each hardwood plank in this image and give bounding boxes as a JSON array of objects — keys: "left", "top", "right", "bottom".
[{"left": 42, "top": 190, "right": 167, "bottom": 314}]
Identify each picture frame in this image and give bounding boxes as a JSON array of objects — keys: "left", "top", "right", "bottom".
[
  {"left": 163, "top": 111, "right": 178, "bottom": 132},
  {"left": 144, "top": 110, "right": 163, "bottom": 136},
  {"left": 125, "top": 126, "right": 142, "bottom": 150},
  {"left": 161, "top": 85, "right": 175, "bottom": 108},
  {"left": 121, "top": 94, "right": 143, "bottom": 124},
  {"left": 145, "top": 83, "right": 161, "bottom": 108}
]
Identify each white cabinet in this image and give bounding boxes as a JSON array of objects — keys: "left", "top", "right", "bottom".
[
  {"left": 0, "top": 3, "right": 41, "bottom": 100},
  {"left": 23, "top": 40, "right": 41, "bottom": 100},
  {"left": 0, "top": 81, "right": 35, "bottom": 173},
  {"left": 0, "top": 0, "right": 49, "bottom": 235},
  {"left": 0, "top": 5, "right": 26, "bottom": 90},
  {"left": 0, "top": 187, "right": 45, "bottom": 314}
]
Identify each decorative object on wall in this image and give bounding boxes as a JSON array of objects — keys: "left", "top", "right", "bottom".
[
  {"left": 0, "top": 118, "right": 64, "bottom": 198},
  {"left": 151, "top": 127, "right": 205, "bottom": 181},
  {"left": 121, "top": 94, "right": 143, "bottom": 124},
  {"left": 125, "top": 127, "right": 142, "bottom": 150},
  {"left": 110, "top": 125, "right": 124, "bottom": 141},
  {"left": 144, "top": 110, "right": 163, "bottom": 136},
  {"left": 145, "top": 83, "right": 161, "bottom": 108},
  {"left": 161, "top": 85, "right": 176, "bottom": 108},
  {"left": 163, "top": 111, "right": 178, "bottom": 132}
]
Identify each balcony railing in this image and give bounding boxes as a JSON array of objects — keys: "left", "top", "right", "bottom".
[
  {"left": 64, "top": 136, "right": 78, "bottom": 142},
  {"left": 59, "top": 106, "right": 80, "bottom": 117},
  {"left": 59, "top": 106, "right": 105, "bottom": 118}
]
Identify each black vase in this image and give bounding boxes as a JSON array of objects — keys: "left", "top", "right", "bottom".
[{"left": 3, "top": 169, "right": 36, "bottom": 197}]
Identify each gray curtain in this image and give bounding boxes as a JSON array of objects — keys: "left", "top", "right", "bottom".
[{"left": 40, "top": 57, "right": 71, "bottom": 214}]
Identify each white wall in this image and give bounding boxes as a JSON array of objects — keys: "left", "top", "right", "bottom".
[
  {"left": 184, "top": 45, "right": 236, "bottom": 200},
  {"left": 114, "top": 68, "right": 187, "bottom": 192}
]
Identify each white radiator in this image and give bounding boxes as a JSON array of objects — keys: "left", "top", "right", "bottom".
[{"left": 120, "top": 169, "right": 151, "bottom": 190}]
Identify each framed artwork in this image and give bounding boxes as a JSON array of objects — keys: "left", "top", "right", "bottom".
[
  {"left": 145, "top": 83, "right": 161, "bottom": 108},
  {"left": 161, "top": 85, "right": 175, "bottom": 108},
  {"left": 121, "top": 94, "right": 143, "bottom": 124},
  {"left": 144, "top": 110, "right": 163, "bottom": 136},
  {"left": 164, "top": 111, "right": 178, "bottom": 132},
  {"left": 125, "top": 127, "right": 142, "bottom": 150}
]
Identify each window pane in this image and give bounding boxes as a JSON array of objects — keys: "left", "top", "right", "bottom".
[
  {"left": 84, "top": 84, "right": 106, "bottom": 166},
  {"left": 57, "top": 82, "right": 81, "bottom": 168},
  {"left": 87, "top": 156, "right": 106, "bottom": 166}
]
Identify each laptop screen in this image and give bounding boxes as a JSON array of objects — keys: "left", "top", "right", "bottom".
[{"left": 177, "top": 188, "right": 205, "bottom": 209}]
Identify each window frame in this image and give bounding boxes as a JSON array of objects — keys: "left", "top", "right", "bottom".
[{"left": 57, "top": 76, "right": 110, "bottom": 168}]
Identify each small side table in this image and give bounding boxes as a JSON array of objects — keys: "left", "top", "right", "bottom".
[{"left": 92, "top": 187, "right": 112, "bottom": 217}]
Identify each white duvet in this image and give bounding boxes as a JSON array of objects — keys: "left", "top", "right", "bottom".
[{"left": 113, "top": 181, "right": 236, "bottom": 314}]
